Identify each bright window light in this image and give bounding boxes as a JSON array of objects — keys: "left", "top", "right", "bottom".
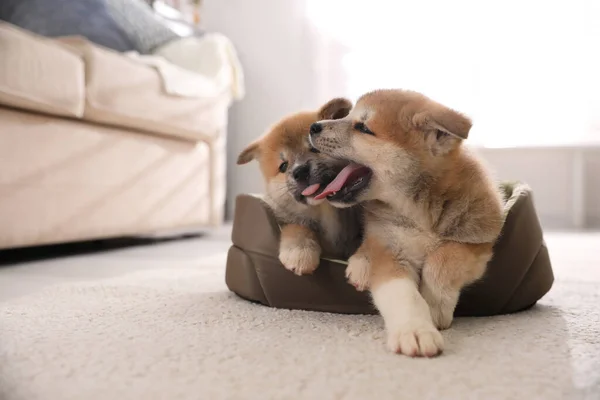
[{"left": 306, "top": 0, "right": 600, "bottom": 148}]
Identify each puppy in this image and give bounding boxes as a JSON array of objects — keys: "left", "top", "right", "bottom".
[
  {"left": 309, "top": 89, "right": 504, "bottom": 357},
  {"left": 237, "top": 99, "right": 363, "bottom": 275}
]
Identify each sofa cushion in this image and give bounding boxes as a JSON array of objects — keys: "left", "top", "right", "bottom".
[
  {"left": 61, "top": 36, "right": 231, "bottom": 143},
  {"left": 0, "top": 22, "right": 85, "bottom": 118}
]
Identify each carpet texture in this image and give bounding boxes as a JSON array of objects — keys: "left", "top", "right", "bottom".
[{"left": 1, "top": 248, "right": 599, "bottom": 400}]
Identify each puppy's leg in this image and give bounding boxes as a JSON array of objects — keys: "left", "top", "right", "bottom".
[
  {"left": 345, "top": 239, "right": 371, "bottom": 291},
  {"left": 369, "top": 243, "right": 443, "bottom": 357},
  {"left": 278, "top": 224, "right": 321, "bottom": 275},
  {"left": 420, "top": 242, "right": 493, "bottom": 330}
]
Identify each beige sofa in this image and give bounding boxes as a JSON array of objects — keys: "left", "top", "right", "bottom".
[{"left": 0, "top": 22, "right": 238, "bottom": 249}]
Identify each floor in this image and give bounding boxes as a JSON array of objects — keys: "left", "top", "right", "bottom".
[
  {"left": 0, "top": 226, "right": 596, "bottom": 302},
  {"left": 0, "top": 225, "right": 233, "bottom": 302},
  {"left": 0, "top": 228, "right": 599, "bottom": 400}
]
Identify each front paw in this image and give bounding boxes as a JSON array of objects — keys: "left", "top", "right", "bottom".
[
  {"left": 429, "top": 304, "right": 454, "bottom": 331},
  {"left": 387, "top": 323, "right": 444, "bottom": 357},
  {"left": 279, "top": 245, "right": 320, "bottom": 276},
  {"left": 420, "top": 286, "right": 458, "bottom": 331},
  {"left": 345, "top": 256, "right": 370, "bottom": 291}
]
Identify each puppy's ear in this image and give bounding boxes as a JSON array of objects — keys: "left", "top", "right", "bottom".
[
  {"left": 413, "top": 104, "right": 472, "bottom": 155},
  {"left": 237, "top": 140, "right": 260, "bottom": 165},
  {"left": 318, "top": 97, "right": 353, "bottom": 120}
]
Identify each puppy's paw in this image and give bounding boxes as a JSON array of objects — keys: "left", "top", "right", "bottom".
[
  {"left": 429, "top": 304, "right": 454, "bottom": 331},
  {"left": 279, "top": 245, "right": 320, "bottom": 276},
  {"left": 420, "top": 287, "right": 458, "bottom": 331},
  {"left": 386, "top": 324, "right": 444, "bottom": 357},
  {"left": 345, "top": 256, "right": 370, "bottom": 291}
]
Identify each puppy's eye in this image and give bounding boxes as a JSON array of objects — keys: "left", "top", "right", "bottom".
[
  {"left": 354, "top": 122, "right": 375, "bottom": 136},
  {"left": 278, "top": 161, "right": 289, "bottom": 173},
  {"left": 436, "top": 129, "right": 448, "bottom": 140}
]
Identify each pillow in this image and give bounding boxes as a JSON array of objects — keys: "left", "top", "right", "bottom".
[
  {"left": 0, "top": 0, "right": 135, "bottom": 52},
  {"left": 104, "top": 0, "right": 180, "bottom": 54},
  {"left": 0, "top": 0, "right": 180, "bottom": 54}
]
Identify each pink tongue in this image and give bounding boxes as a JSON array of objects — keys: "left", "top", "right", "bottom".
[
  {"left": 301, "top": 183, "right": 321, "bottom": 196},
  {"left": 314, "top": 163, "right": 362, "bottom": 200}
]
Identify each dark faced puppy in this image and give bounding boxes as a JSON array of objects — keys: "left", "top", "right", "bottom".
[
  {"left": 237, "top": 98, "right": 363, "bottom": 275},
  {"left": 309, "top": 89, "right": 504, "bottom": 357}
]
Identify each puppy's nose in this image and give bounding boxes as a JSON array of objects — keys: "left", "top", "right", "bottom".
[
  {"left": 309, "top": 123, "right": 322, "bottom": 135},
  {"left": 292, "top": 164, "right": 310, "bottom": 183}
]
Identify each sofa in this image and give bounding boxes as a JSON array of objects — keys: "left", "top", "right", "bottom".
[{"left": 0, "top": 21, "right": 241, "bottom": 249}]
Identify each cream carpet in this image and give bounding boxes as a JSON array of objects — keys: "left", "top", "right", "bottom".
[{"left": 1, "top": 235, "right": 599, "bottom": 400}]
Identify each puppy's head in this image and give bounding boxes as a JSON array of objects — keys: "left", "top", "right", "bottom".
[
  {"left": 308, "top": 89, "right": 472, "bottom": 204},
  {"left": 237, "top": 98, "right": 353, "bottom": 208}
]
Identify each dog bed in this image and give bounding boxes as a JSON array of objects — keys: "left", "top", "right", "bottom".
[{"left": 225, "top": 182, "right": 555, "bottom": 317}]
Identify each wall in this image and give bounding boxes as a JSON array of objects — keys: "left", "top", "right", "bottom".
[
  {"left": 202, "top": 0, "right": 332, "bottom": 218},
  {"left": 586, "top": 152, "right": 600, "bottom": 227},
  {"left": 478, "top": 146, "right": 600, "bottom": 230}
]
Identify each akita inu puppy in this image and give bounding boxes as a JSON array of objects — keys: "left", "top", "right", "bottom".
[
  {"left": 309, "top": 89, "right": 504, "bottom": 357},
  {"left": 237, "top": 99, "right": 364, "bottom": 276}
]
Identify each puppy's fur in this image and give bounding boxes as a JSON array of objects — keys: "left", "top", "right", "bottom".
[
  {"left": 237, "top": 99, "right": 363, "bottom": 275},
  {"left": 310, "top": 89, "right": 504, "bottom": 357}
]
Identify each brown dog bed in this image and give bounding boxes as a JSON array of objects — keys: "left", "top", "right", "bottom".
[{"left": 225, "top": 182, "right": 554, "bottom": 317}]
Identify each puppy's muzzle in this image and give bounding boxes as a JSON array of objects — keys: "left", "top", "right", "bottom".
[
  {"left": 292, "top": 163, "right": 310, "bottom": 184},
  {"left": 309, "top": 122, "right": 322, "bottom": 136},
  {"left": 308, "top": 122, "right": 322, "bottom": 149}
]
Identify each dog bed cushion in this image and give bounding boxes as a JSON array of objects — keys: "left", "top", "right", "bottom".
[{"left": 225, "top": 182, "right": 554, "bottom": 317}]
